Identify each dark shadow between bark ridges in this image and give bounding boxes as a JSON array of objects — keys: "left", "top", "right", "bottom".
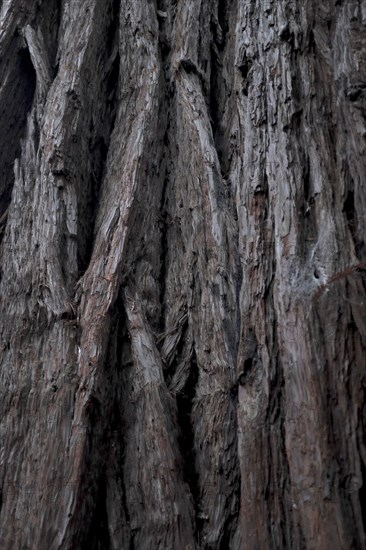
[
  {"left": 0, "top": 46, "right": 36, "bottom": 220},
  {"left": 76, "top": 0, "right": 121, "bottom": 278},
  {"left": 175, "top": 351, "right": 201, "bottom": 540}
]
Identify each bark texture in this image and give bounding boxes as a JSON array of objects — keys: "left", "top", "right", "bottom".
[{"left": 0, "top": 0, "right": 366, "bottom": 548}]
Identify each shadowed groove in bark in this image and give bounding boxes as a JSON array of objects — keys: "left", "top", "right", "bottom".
[
  {"left": 209, "top": 43, "right": 224, "bottom": 174},
  {"left": 66, "top": 378, "right": 111, "bottom": 549},
  {"left": 158, "top": 165, "right": 170, "bottom": 334},
  {"left": 343, "top": 188, "right": 366, "bottom": 261},
  {"left": 75, "top": 1, "right": 121, "bottom": 278},
  {"left": 208, "top": 0, "right": 231, "bottom": 170},
  {"left": 176, "top": 351, "right": 200, "bottom": 533},
  {"left": 0, "top": 0, "right": 60, "bottom": 220},
  {"left": 360, "top": 460, "right": 366, "bottom": 536},
  {"left": 106, "top": 293, "right": 133, "bottom": 549},
  {"left": 80, "top": 474, "right": 111, "bottom": 550},
  {"left": 0, "top": 46, "right": 36, "bottom": 218}
]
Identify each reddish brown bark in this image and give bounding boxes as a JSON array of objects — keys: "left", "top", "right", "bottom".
[{"left": 0, "top": 1, "right": 365, "bottom": 548}]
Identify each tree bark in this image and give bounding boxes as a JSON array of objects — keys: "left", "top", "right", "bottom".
[{"left": 0, "top": 0, "right": 365, "bottom": 548}]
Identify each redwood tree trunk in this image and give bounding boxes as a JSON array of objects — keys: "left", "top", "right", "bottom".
[{"left": 0, "top": 1, "right": 365, "bottom": 549}]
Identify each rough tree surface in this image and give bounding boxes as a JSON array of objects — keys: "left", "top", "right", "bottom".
[{"left": 0, "top": 0, "right": 365, "bottom": 549}]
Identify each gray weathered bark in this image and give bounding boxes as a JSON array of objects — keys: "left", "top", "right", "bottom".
[{"left": 0, "top": 0, "right": 365, "bottom": 548}]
